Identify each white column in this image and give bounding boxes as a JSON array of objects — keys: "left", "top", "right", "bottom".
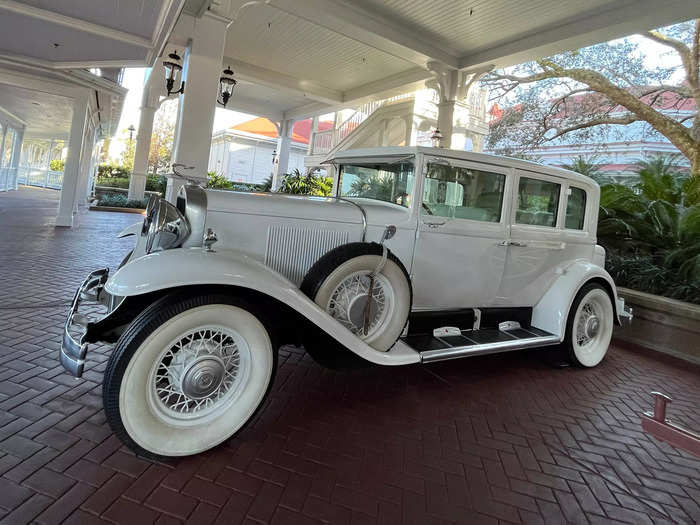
[
  {"left": 167, "top": 13, "right": 229, "bottom": 202},
  {"left": 75, "top": 125, "right": 97, "bottom": 209},
  {"left": 436, "top": 101, "right": 455, "bottom": 149},
  {"left": 307, "top": 116, "right": 319, "bottom": 155},
  {"left": 128, "top": 105, "right": 156, "bottom": 200},
  {"left": 11, "top": 127, "right": 24, "bottom": 189},
  {"left": 0, "top": 126, "right": 7, "bottom": 191},
  {"left": 272, "top": 118, "right": 293, "bottom": 190},
  {"left": 56, "top": 95, "right": 89, "bottom": 227}
]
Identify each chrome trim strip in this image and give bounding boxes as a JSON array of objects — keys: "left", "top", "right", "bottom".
[
  {"left": 335, "top": 197, "right": 367, "bottom": 242},
  {"left": 419, "top": 335, "right": 560, "bottom": 363}
]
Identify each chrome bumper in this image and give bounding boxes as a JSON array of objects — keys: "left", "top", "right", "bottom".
[
  {"left": 60, "top": 268, "right": 109, "bottom": 377},
  {"left": 617, "top": 296, "right": 633, "bottom": 325}
]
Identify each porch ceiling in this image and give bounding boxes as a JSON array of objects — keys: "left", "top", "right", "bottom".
[
  {"left": 0, "top": 0, "right": 187, "bottom": 68},
  {"left": 0, "top": 83, "right": 73, "bottom": 139},
  {"left": 202, "top": 0, "right": 700, "bottom": 120}
]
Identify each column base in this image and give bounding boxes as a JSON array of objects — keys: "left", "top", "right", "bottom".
[{"left": 55, "top": 212, "right": 74, "bottom": 227}]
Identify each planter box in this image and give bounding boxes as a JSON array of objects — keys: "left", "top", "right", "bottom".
[
  {"left": 89, "top": 206, "right": 146, "bottom": 214},
  {"left": 614, "top": 287, "right": 700, "bottom": 365}
]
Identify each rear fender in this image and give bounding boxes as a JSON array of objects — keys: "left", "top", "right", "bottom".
[
  {"left": 531, "top": 260, "right": 621, "bottom": 338},
  {"left": 104, "top": 247, "right": 419, "bottom": 366}
]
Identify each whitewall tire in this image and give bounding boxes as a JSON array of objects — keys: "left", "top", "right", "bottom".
[
  {"left": 564, "top": 283, "right": 614, "bottom": 367},
  {"left": 301, "top": 243, "right": 412, "bottom": 354},
  {"left": 103, "top": 294, "right": 276, "bottom": 460}
]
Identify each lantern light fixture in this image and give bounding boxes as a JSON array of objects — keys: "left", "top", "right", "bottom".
[
  {"left": 217, "top": 66, "right": 237, "bottom": 107},
  {"left": 430, "top": 128, "right": 443, "bottom": 148},
  {"left": 163, "top": 50, "right": 185, "bottom": 96}
]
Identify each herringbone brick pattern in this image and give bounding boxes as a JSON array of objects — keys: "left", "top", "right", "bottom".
[{"left": 0, "top": 186, "right": 698, "bottom": 524}]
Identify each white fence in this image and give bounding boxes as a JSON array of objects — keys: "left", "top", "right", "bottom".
[
  {"left": 0, "top": 167, "right": 17, "bottom": 191},
  {"left": 15, "top": 167, "right": 64, "bottom": 189}
]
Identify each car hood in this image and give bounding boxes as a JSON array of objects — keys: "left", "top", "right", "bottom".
[{"left": 204, "top": 190, "right": 410, "bottom": 227}]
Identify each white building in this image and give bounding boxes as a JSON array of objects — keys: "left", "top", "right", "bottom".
[{"left": 209, "top": 120, "right": 308, "bottom": 185}]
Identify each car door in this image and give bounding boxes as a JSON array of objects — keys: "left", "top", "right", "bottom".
[
  {"left": 411, "top": 158, "right": 511, "bottom": 310},
  {"left": 496, "top": 170, "right": 569, "bottom": 306}
]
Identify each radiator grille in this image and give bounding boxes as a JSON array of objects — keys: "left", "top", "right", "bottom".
[{"left": 265, "top": 226, "right": 349, "bottom": 285}]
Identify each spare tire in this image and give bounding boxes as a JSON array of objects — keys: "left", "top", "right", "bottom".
[{"left": 300, "top": 242, "right": 412, "bottom": 353}]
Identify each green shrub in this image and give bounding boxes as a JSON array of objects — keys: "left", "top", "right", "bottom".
[
  {"left": 146, "top": 175, "right": 167, "bottom": 195},
  {"left": 605, "top": 251, "right": 700, "bottom": 304},
  {"left": 207, "top": 171, "right": 233, "bottom": 189},
  {"left": 279, "top": 169, "right": 332, "bottom": 196},
  {"left": 98, "top": 164, "right": 130, "bottom": 179},
  {"left": 96, "top": 176, "right": 129, "bottom": 189},
  {"left": 96, "top": 193, "right": 148, "bottom": 209},
  {"left": 49, "top": 159, "right": 65, "bottom": 172}
]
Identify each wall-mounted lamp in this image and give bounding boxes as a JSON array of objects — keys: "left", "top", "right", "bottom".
[
  {"left": 163, "top": 51, "right": 185, "bottom": 96},
  {"left": 430, "top": 128, "right": 443, "bottom": 148},
  {"left": 217, "top": 67, "right": 237, "bottom": 107}
]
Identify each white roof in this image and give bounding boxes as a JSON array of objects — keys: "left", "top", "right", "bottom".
[{"left": 329, "top": 146, "right": 598, "bottom": 188}]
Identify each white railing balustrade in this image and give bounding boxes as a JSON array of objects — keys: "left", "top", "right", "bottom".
[
  {"left": 0, "top": 167, "right": 17, "bottom": 191},
  {"left": 16, "top": 167, "right": 64, "bottom": 189},
  {"left": 312, "top": 130, "right": 334, "bottom": 154}
]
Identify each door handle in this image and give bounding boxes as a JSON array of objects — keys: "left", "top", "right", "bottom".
[
  {"left": 497, "top": 240, "right": 528, "bottom": 247},
  {"left": 424, "top": 221, "right": 446, "bottom": 228}
]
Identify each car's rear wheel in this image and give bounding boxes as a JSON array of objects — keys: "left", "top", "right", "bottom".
[
  {"left": 103, "top": 293, "right": 276, "bottom": 460},
  {"left": 563, "top": 283, "right": 613, "bottom": 367},
  {"left": 300, "top": 243, "right": 411, "bottom": 366}
]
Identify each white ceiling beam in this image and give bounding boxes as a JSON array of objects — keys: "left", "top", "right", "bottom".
[
  {"left": 459, "top": 0, "right": 700, "bottom": 70},
  {"left": 0, "top": 0, "right": 152, "bottom": 48},
  {"left": 269, "top": 0, "right": 459, "bottom": 69},
  {"left": 0, "top": 104, "right": 27, "bottom": 127},
  {"left": 220, "top": 96, "right": 284, "bottom": 121},
  {"left": 284, "top": 67, "right": 432, "bottom": 120},
  {"left": 223, "top": 56, "right": 343, "bottom": 104},
  {"left": 146, "top": 0, "right": 187, "bottom": 66}
]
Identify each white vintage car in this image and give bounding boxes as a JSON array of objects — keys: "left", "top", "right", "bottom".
[{"left": 60, "top": 147, "right": 632, "bottom": 459}]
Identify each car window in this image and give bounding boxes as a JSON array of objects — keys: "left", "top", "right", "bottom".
[
  {"left": 515, "top": 177, "right": 560, "bottom": 227},
  {"left": 422, "top": 164, "right": 505, "bottom": 222},
  {"left": 565, "top": 187, "right": 586, "bottom": 230},
  {"left": 339, "top": 162, "right": 414, "bottom": 208}
]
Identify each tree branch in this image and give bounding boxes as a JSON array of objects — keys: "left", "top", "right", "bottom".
[
  {"left": 549, "top": 114, "right": 641, "bottom": 140},
  {"left": 643, "top": 28, "right": 698, "bottom": 90}
]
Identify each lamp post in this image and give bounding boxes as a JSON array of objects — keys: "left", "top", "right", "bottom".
[
  {"left": 430, "top": 128, "right": 443, "bottom": 148},
  {"left": 127, "top": 125, "right": 135, "bottom": 142}
]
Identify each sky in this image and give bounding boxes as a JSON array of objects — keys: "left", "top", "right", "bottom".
[{"left": 108, "top": 28, "right": 686, "bottom": 162}]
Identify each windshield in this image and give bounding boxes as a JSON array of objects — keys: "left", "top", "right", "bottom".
[{"left": 338, "top": 161, "right": 415, "bottom": 208}]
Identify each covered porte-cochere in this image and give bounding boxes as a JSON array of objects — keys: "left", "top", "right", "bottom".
[{"left": 1, "top": 0, "right": 699, "bottom": 224}]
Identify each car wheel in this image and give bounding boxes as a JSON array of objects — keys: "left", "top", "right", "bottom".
[
  {"left": 301, "top": 242, "right": 412, "bottom": 354},
  {"left": 563, "top": 283, "right": 613, "bottom": 367},
  {"left": 103, "top": 293, "right": 276, "bottom": 460}
]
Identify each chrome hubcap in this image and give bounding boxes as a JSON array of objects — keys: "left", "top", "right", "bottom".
[
  {"left": 584, "top": 316, "right": 600, "bottom": 339},
  {"left": 179, "top": 355, "right": 225, "bottom": 399},
  {"left": 153, "top": 328, "right": 244, "bottom": 418}
]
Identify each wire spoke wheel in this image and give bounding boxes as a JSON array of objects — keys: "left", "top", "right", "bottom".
[
  {"left": 149, "top": 326, "right": 249, "bottom": 423},
  {"left": 327, "top": 271, "right": 394, "bottom": 339},
  {"left": 104, "top": 297, "right": 275, "bottom": 459},
  {"left": 566, "top": 284, "right": 613, "bottom": 368}
]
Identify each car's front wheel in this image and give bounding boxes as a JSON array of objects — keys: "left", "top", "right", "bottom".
[
  {"left": 103, "top": 293, "right": 276, "bottom": 460},
  {"left": 563, "top": 283, "right": 614, "bottom": 367}
]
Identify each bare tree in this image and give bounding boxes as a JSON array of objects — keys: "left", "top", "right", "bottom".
[{"left": 484, "top": 19, "right": 699, "bottom": 177}]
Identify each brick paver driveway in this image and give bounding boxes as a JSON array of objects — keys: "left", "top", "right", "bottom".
[{"left": 0, "top": 186, "right": 699, "bottom": 524}]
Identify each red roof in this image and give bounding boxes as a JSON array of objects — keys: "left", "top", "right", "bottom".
[{"left": 230, "top": 117, "right": 333, "bottom": 145}]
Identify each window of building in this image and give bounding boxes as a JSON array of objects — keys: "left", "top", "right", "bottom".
[
  {"left": 422, "top": 164, "right": 505, "bottom": 222},
  {"left": 565, "top": 186, "right": 586, "bottom": 230},
  {"left": 515, "top": 176, "right": 560, "bottom": 227}
]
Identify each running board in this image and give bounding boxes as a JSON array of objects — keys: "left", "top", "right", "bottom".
[{"left": 401, "top": 327, "right": 560, "bottom": 363}]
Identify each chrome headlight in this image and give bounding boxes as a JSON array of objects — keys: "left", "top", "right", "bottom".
[{"left": 143, "top": 196, "right": 191, "bottom": 253}]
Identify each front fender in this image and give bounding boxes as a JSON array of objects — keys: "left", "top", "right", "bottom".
[
  {"left": 104, "top": 248, "right": 419, "bottom": 366},
  {"left": 531, "top": 259, "right": 620, "bottom": 338}
]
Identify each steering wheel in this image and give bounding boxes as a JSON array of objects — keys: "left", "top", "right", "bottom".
[{"left": 422, "top": 203, "right": 434, "bottom": 215}]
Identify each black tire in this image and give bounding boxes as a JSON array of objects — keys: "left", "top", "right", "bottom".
[
  {"left": 103, "top": 292, "right": 278, "bottom": 461},
  {"left": 562, "top": 283, "right": 614, "bottom": 368},
  {"left": 300, "top": 242, "right": 412, "bottom": 367}
]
